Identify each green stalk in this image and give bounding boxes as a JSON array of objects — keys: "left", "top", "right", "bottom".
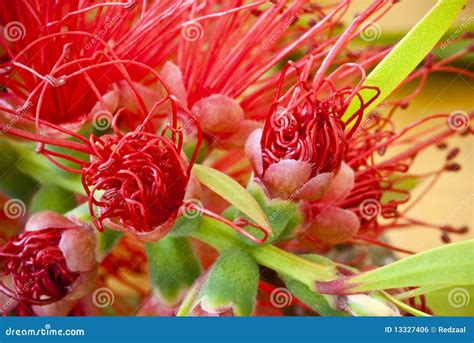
[
  {"left": 344, "top": 0, "right": 467, "bottom": 119},
  {"left": 191, "top": 217, "right": 335, "bottom": 288}
]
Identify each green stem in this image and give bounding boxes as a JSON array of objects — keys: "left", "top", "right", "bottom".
[
  {"left": 191, "top": 217, "right": 335, "bottom": 289},
  {"left": 381, "top": 291, "right": 431, "bottom": 317}
]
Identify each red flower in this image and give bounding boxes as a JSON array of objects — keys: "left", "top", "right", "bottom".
[
  {"left": 301, "top": 111, "right": 472, "bottom": 250},
  {"left": 0, "top": 0, "right": 181, "bottom": 132},
  {"left": 0, "top": 211, "right": 97, "bottom": 316},
  {"left": 82, "top": 131, "right": 193, "bottom": 241}
]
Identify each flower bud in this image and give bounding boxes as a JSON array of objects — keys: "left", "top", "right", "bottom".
[
  {"left": 0, "top": 211, "right": 98, "bottom": 316},
  {"left": 178, "top": 250, "right": 259, "bottom": 316},
  {"left": 341, "top": 293, "right": 400, "bottom": 316},
  {"left": 192, "top": 94, "right": 244, "bottom": 135},
  {"left": 246, "top": 128, "right": 336, "bottom": 201},
  {"left": 301, "top": 162, "right": 360, "bottom": 244}
]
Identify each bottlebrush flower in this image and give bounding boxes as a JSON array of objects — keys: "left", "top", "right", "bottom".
[
  {"left": 0, "top": 56, "right": 205, "bottom": 241},
  {"left": 0, "top": 0, "right": 183, "bottom": 133},
  {"left": 245, "top": 58, "right": 379, "bottom": 200},
  {"left": 300, "top": 110, "right": 472, "bottom": 249},
  {"left": 0, "top": 211, "right": 97, "bottom": 316},
  {"left": 243, "top": 0, "right": 395, "bottom": 200},
  {"left": 161, "top": 0, "right": 370, "bottom": 148}
]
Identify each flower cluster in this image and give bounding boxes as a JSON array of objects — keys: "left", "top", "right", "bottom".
[{"left": 0, "top": 0, "right": 472, "bottom": 317}]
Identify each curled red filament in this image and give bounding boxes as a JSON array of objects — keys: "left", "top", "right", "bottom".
[
  {"left": 0, "top": 229, "right": 79, "bottom": 305},
  {"left": 82, "top": 131, "right": 188, "bottom": 234},
  {"left": 260, "top": 61, "right": 379, "bottom": 177}
]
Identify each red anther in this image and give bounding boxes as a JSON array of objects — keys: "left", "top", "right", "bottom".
[
  {"left": 446, "top": 147, "right": 460, "bottom": 161},
  {"left": 445, "top": 163, "right": 461, "bottom": 172},
  {"left": 441, "top": 232, "right": 451, "bottom": 243}
]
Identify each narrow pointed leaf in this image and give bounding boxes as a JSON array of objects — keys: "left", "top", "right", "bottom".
[
  {"left": 192, "top": 164, "right": 271, "bottom": 231},
  {"left": 344, "top": 0, "right": 467, "bottom": 119},
  {"left": 317, "top": 241, "right": 474, "bottom": 294}
]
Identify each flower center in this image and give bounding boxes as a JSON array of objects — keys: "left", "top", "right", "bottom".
[{"left": 82, "top": 132, "right": 188, "bottom": 233}]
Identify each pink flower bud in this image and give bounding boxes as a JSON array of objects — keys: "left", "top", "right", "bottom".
[
  {"left": 246, "top": 128, "right": 335, "bottom": 200},
  {"left": 192, "top": 94, "right": 244, "bottom": 134}
]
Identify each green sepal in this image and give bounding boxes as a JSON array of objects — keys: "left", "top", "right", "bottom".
[
  {"left": 237, "top": 179, "right": 303, "bottom": 246},
  {"left": 195, "top": 250, "right": 259, "bottom": 316},
  {"left": 146, "top": 236, "right": 202, "bottom": 306}
]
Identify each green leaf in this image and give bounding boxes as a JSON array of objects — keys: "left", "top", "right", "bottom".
[
  {"left": 317, "top": 240, "right": 474, "bottom": 294},
  {"left": 0, "top": 141, "right": 39, "bottom": 202},
  {"left": 281, "top": 255, "right": 345, "bottom": 316},
  {"left": 30, "top": 184, "right": 77, "bottom": 214},
  {"left": 195, "top": 250, "right": 259, "bottom": 316},
  {"left": 192, "top": 164, "right": 271, "bottom": 235},
  {"left": 146, "top": 236, "right": 202, "bottom": 306},
  {"left": 98, "top": 228, "right": 122, "bottom": 259},
  {"left": 425, "top": 286, "right": 474, "bottom": 316},
  {"left": 344, "top": 0, "right": 467, "bottom": 119}
]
